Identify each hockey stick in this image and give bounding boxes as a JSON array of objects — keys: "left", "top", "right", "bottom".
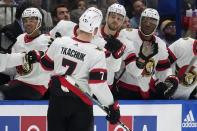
[{"left": 66, "top": 76, "right": 132, "bottom": 131}]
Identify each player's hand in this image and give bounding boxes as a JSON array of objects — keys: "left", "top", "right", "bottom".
[
  {"left": 154, "top": 76, "right": 178, "bottom": 99},
  {"left": 26, "top": 50, "right": 44, "bottom": 64},
  {"left": 105, "top": 101, "right": 120, "bottom": 125},
  {"left": 104, "top": 35, "right": 126, "bottom": 59},
  {"left": 139, "top": 39, "right": 158, "bottom": 61}
]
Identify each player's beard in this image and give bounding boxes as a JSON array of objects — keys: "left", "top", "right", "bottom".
[{"left": 107, "top": 21, "right": 120, "bottom": 31}]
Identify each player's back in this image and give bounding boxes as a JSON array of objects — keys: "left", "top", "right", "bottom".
[{"left": 48, "top": 36, "right": 106, "bottom": 93}]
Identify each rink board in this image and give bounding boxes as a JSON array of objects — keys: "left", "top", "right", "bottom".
[{"left": 0, "top": 100, "right": 196, "bottom": 131}]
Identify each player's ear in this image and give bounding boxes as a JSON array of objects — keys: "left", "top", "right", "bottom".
[{"left": 93, "top": 27, "right": 98, "bottom": 36}]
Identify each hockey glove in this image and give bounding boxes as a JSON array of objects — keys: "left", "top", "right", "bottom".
[
  {"left": 48, "top": 32, "right": 62, "bottom": 45},
  {"left": 106, "top": 101, "right": 120, "bottom": 125},
  {"left": 138, "top": 39, "right": 158, "bottom": 61},
  {"left": 154, "top": 76, "right": 178, "bottom": 99},
  {"left": 104, "top": 35, "right": 126, "bottom": 59},
  {"left": 26, "top": 50, "right": 44, "bottom": 64}
]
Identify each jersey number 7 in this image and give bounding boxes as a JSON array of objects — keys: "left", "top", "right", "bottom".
[{"left": 62, "top": 58, "right": 77, "bottom": 75}]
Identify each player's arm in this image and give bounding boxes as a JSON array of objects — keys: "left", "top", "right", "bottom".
[
  {"left": 0, "top": 52, "right": 26, "bottom": 72},
  {"left": 154, "top": 47, "right": 179, "bottom": 99},
  {"left": 89, "top": 51, "right": 120, "bottom": 125}
]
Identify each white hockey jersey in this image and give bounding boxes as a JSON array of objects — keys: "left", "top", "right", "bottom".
[
  {"left": 50, "top": 23, "right": 122, "bottom": 85},
  {"left": 11, "top": 33, "right": 50, "bottom": 95},
  {"left": 40, "top": 36, "right": 114, "bottom": 106},
  {"left": 117, "top": 28, "right": 172, "bottom": 99},
  {"left": 49, "top": 20, "right": 78, "bottom": 38},
  {"left": 168, "top": 37, "right": 197, "bottom": 99},
  {"left": 0, "top": 53, "right": 26, "bottom": 72}
]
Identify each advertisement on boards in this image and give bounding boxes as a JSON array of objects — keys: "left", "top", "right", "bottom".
[{"left": 0, "top": 100, "right": 196, "bottom": 131}]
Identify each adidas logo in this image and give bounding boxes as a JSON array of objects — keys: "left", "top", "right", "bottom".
[{"left": 182, "top": 110, "right": 197, "bottom": 128}]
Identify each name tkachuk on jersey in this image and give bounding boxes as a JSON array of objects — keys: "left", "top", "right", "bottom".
[{"left": 182, "top": 110, "right": 197, "bottom": 128}]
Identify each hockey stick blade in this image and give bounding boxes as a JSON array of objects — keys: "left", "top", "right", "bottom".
[{"left": 72, "top": 81, "right": 132, "bottom": 131}]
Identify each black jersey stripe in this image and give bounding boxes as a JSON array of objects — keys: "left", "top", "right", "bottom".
[
  {"left": 89, "top": 69, "right": 107, "bottom": 83},
  {"left": 40, "top": 54, "right": 54, "bottom": 71},
  {"left": 156, "top": 58, "right": 171, "bottom": 71}
]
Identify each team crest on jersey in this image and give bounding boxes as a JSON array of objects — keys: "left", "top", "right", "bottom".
[
  {"left": 20, "top": 62, "right": 33, "bottom": 76},
  {"left": 175, "top": 64, "right": 197, "bottom": 87},
  {"left": 142, "top": 58, "right": 155, "bottom": 77},
  {"left": 126, "top": 28, "right": 133, "bottom": 32}
]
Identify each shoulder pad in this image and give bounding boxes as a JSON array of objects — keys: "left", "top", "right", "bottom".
[{"left": 125, "top": 28, "right": 133, "bottom": 32}]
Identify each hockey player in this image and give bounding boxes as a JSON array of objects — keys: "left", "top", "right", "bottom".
[
  {"left": 49, "top": 3, "right": 126, "bottom": 87},
  {"left": 27, "top": 7, "right": 120, "bottom": 131},
  {"left": 168, "top": 37, "right": 197, "bottom": 99},
  {"left": 91, "top": 3, "right": 126, "bottom": 86},
  {"left": 0, "top": 7, "right": 50, "bottom": 100},
  {"left": 115, "top": 8, "right": 179, "bottom": 99}
]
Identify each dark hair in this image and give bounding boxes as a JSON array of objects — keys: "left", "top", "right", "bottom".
[
  {"left": 15, "top": 1, "right": 34, "bottom": 20},
  {"left": 51, "top": 4, "right": 69, "bottom": 18}
]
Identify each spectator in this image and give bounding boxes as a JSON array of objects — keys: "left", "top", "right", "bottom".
[
  {"left": 160, "top": 20, "right": 176, "bottom": 47},
  {"left": 70, "top": 0, "right": 87, "bottom": 24},
  {"left": 0, "top": 0, "right": 16, "bottom": 28},
  {"left": 51, "top": 4, "right": 70, "bottom": 26},
  {"left": 106, "top": 0, "right": 118, "bottom": 7},
  {"left": 0, "top": 7, "right": 50, "bottom": 100},
  {"left": 77, "top": 0, "right": 86, "bottom": 11},
  {"left": 87, "top": 1, "right": 98, "bottom": 8},
  {"left": 130, "top": 0, "right": 146, "bottom": 29},
  {"left": 32, "top": 0, "right": 53, "bottom": 32},
  {"left": 120, "top": 15, "right": 131, "bottom": 31}
]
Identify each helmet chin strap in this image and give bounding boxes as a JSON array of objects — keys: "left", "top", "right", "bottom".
[{"left": 139, "top": 26, "right": 157, "bottom": 37}]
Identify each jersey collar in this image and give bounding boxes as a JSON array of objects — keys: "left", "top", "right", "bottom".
[
  {"left": 24, "top": 34, "right": 40, "bottom": 43},
  {"left": 72, "top": 37, "right": 90, "bottom": 43}
]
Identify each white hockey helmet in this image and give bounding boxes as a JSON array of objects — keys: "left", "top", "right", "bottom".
[
  {"left": 107, "top": 3, "right": 126, "bottom": 21},
  {"left": 139, "top": 8, "right": 160, "bottom": 36},
  {"left": 22, "top": 7, "right": 42, "bottom": 21},
  {"left": 79, "top": 7, "right": 103, "bottom": 34},
  {"left": 22, "top": 8, "right": 42, "bottom": 35}
]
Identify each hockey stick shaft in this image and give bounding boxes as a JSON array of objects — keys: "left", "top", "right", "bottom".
[{"left": 74, "top": 83, "right": 132, "bottom": 131}]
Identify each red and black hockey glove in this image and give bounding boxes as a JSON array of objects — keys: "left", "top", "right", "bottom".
[
  {"left": 26, "top": 50, "right": 44, "bottom": 64},
  {"left": 105, "top": 101, "right": 120, "bottom": 125},
  {"left": 104, "top": 35, "right": 126, "bottom": 59},
  {"left": 154, "top": 76, "right": 179, "bottom": 99}
]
